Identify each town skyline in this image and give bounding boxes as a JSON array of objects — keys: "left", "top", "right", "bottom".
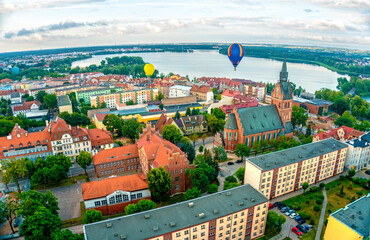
[{"left": 0, "top": 0, "right": 369, "bottom": 52}]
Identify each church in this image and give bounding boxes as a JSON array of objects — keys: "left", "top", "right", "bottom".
[{"left": 215, "top": 57, "right": 294, "bottom": 152}]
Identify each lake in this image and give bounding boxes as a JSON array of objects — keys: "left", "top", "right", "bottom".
[{"left": 72, "top": 50, "right": 345, "bottom": 93}]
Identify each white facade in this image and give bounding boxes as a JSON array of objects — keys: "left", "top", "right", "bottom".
[
  {"left": 169, "top": 85, "right": 192, "bottom": 98},
  {"left": 51, "top": 133, "right": 91, "bottom": 161},
  {"left": 13, "top": 102, "right": 40, "bottom": 115},
  {"left": 345, "top": 137, "right": 370, "bottom": 171},
  {"left": 257, "top": 86, "right": 266, "bottom": 101},
  {"left": 84, "top": 189, "right": 151, "bottom": 209}
]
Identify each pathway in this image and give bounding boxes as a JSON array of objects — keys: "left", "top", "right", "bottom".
[{"left": 315, "top": 188, "right": 327, "bottom": 240}]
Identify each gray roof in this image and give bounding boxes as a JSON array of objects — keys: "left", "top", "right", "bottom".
[
  {"left": 331, "top": 194, "right": 369, "bottom": 237},
  {"left": 237, "top": 105, "right": 284, "bottom": 135},
  {"left": 84, "top": 184, "right": 268, "bottom": 240},
  {"left": 180, "top": 115, "right": 207, "bottom": 129},
  {"left": 10, "top": 92, "right": 21, "bottom": 98},
  {"left": 57, "top": 95, "right": 71, "bottom": 107},
  {"left": 247, "top": 138, "right": 348, "bottom": 171},
  {"left": 224, "top": 113, "right": 238, "bottom": 130},
  {"left": 345, "top": 132, "right": 370, "bottom": 148}
]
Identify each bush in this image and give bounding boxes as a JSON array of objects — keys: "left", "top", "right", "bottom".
[
  {"left": 185, "top": 188, "right": 202, "bottom": 200},
  {"left": 310, "top": 186, "right": 320, "bottom": 192},
  {"left": 310, "top": 219, "right": 315, "bottom": 225},
  {"left": 319, "top": 183, "right": 325, "bottom": 189},
  {"left": 351, "top": 196, "right": 356, "bottom": 201},
  {"left": 299, "top": 211, "right": 310, "bottom": 220},
  {"left": 206, "top": 184, "right": 218, "bottom": 194},
  {"left": 328, "top": 209, "right": 332, "bottom": 214},
  {"left": 290, "top": 204, "right": 301, "bottom": 210},
  {"left": 114, "top": 140, "right": 123, "bottom": 146},
  {"left": 316, "top": 199, "right": 323, "bottom": 205},
  {"left": 339, "top": 175, "right": 346, "bottom": 181},
  {"left": 347, "top": 182, "right": 353, "bottom": 190},
  {"left": 318, "top": 195, "right": 325, "bottom": 200},
  {"left": 305, "top": 200, "right": 310, "bottom": 204},
  {"left": 324, "top": 219, "right": 328, "bottom": 226},
  {"left": 356, "top": 191, "right": 363, "bottom": 196},
  {"left": 313, "top": 205, "right": 321, "bottom": 212},
  {"left": 225, "top": 176, "right": 237, "bottom": 183}
]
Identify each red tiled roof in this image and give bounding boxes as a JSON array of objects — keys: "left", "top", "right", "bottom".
[
  {"left": 49, "top": 118, "right": 90, "bottom": 142},
  {"left": 81, "top": 174, "right": 148, "bottom": 200},
  {"left": 222, "top": 89, "right": 241, "bottom": 97},
  {"left": 93, "top": 144, "right": 138, "bottom": 165},
  {"left": 191, "top": 85, "right": 211, "bottom": 93},
  {"left": 313, "top": 125, "right": 365, "bottom": 141},
  {"left": 154, "top": 114, "right": 173, "bottom": 134},
  {"left": 88, "top": 128, "right": 113, "bottom": 147},
  {"left": 93, "top": 113, "right": 108, "bottom": 122},
  {"left": 13, "top": 101, "right": 40, "bottom": 112}
]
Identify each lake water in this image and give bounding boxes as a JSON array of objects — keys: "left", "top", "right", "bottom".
[{"left": 72, "top": 50, "right": 345, "bottom": 93}]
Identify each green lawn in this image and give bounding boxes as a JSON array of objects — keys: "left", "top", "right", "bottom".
[
  {"left": 319, "top": 178, "right": 370, "bottom": 239},
  {"left": 32, "top": 174, "right": 89, "bottom": 191}
]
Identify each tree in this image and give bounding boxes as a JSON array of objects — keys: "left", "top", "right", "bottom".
[
  {"left": 25, "top": 96, "right": 34, "bottom": 102},
  {"left": 83, "top": 209, "right": 103, "bottom": 224},
  {"left": 347, "top": 169, "right": 356, "bottom": 178},
  {"left": 213, "top": 146, "right": 227, "bottom": 161},
  {"left": 206, "top": 184, "right": 218, "bottom": 194},
  {"left": 76, "top": 151, "right": 92, "bottom": 175},
  {"left": 319, "top": 183, "right": 326, "bottom": 189},
  {"left": 198, "top": 144, "right": 204, "bottom": 153},
  {"left": 100, "top": 102, "right": 107, "bottom": 108},
  {"left": 235, "top": 144, "right": 250, "bottom": 160},
  {"left": 125, "top": 204, "right": 138, "bottom": 215},
  {"left": 186, "top": 107, "right": 191, "bottom": 116},
  {"left": 1, "top": 158, "right": 28, "bottom": 194},
  {"left": 147, "top": 167, "right": 172, "bottom": 202},
  {"left": 136, "top": 199, "right": 156, "bottom": 212},
  {"left": 266, "top": 211, "right": 279, "bottom": 233},
  {"left": 174, "top": 111, "right": 181, "bottom": 120},
  {"left": 185, "top": 188, "right": 202, "bottom": 200},
  {"left": 52, "top": 229, "right": 83, "bottom": 240},
  {"left": 186, "top": 161, "right": 216, "bottom": 192},
  {"left": 206, "top": 114, "right": 225, "bottom": 132},
  {"left": 21, "top": 206, "right": 61, "bottom": 240},
  {"left": 103, "top": 114, "right": 121, "bottom": 136},
  {"left": 0, "top": 108, "right": 5, "bottom": 115},
  {"left": 180, "top": 136, "right": 191, "bottom": 145},
  {"left": 19, "top": 190, "right": 59, "bottom": 218},
  {"left": 155, "top": 91, "right": 164, "bottom": 101},
  {"left": 225, "top": 175, "right": 237, "bottom": 183},
  {"left": 36, "top": 91, "right": 47, "bottom": 103},
  {"left": 252, "top": 142, "right": 262, "bottom": 156},
  {"left": 122, "top": 119, "right": 143, "bottom": 143},
  {"left": 200, "top": 133, "right": 207, "bottom": 145},
  {"left": 162, "top": 125, "right": 182, "bottom": 144},
  {"left": 44, "top": 94, "right": 58, "bottom": 111},
  {"left": 292, "top": 105, "right": 308, "bottom": 129},
  {"left": 0, "top": 197, "right": 19, "bottom": 234},
  {"left": 223, "top": 181, "right": 240, "bottom": 190},
  {"left": 126, "top": 100, "right": 134, "bottom": 105},
  {"left": 278, "top": 215, "right": 286, "bottom": 226},
  {"left": 302, "top": 182, "right": 309, "bottom": 193},
  {"left": 211, "top": 108, "right": 226, "bottom": 120},
  {"left": 181, "top": 142, "right": 195, "bottom": 163},
  {"left": 235, "top": 167, "right": 245, "bottom": 184},
  {"left": 189, "top": 133, "right": 198, "bottom": 147}
]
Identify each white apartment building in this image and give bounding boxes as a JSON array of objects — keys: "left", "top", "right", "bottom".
[
  {"left": 345, "top": 132, "right": 370, "bottom": 170},
  {"left": 169, "top": 85, "right": 192, "bottom": 98}
]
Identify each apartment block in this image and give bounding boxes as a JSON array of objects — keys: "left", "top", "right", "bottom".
[
  {"left": 76, "top": 87, "right": 123, "bottom": 104},
  {"left": 83, "top": 184, "right": 269, "bottom": 240},
  {"left": 345, "top": 132, "right": 370, "bottom": 171},
  {"left": 169, "top": 85, "right": 192, "bottom": 98},
  {"left": 244, "top": 138, "right": 348, "bottom": 199},
  {"left": 324, "top": 194, "right": 369, "bottom": 240}
]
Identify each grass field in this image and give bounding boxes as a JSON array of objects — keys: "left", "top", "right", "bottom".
[
  {"left": 319, "top": 178, "right": 370, "bottom": 239},
  {"left": 32, "top": 174, "right": 88, "bottom": 191}
]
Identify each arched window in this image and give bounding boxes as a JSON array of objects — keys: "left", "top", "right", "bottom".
[
  {"left": 252, "top": 136, "right": 255, "bottom": 144},
  {"left": 274, "top": 132, "right": 277, "bottom": 138},
  {"left": 234, "top": 132, "right": 237, "bottom": 141},
  {"left": 19, "top": 143, "right": 23, "bottom": 148},
  {"left": 10, "top": 145, "right": 13, "bottom": 149},
  {"left": 246, "top": 137, "right": 249, "bottom": 146},
  {"left": 229, "top": 132, "right": 232, "bottom": 141},
  {"left": 36, "top": 141, "right": 40, "bottom": 145},
  {"left": 28, "top": 142, "right": 31, "bottom": 146},
  {"left": 269, "top": 133, "right": 272, "bottom": 140},
  {"left": 263, "top": 134, "right": 266, "bottom": 140},
  {"left": 257, "top": 135, "right": 261, "bottom": 142}
]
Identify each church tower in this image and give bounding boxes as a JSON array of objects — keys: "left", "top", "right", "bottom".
[{"left": 271, "top": 56, "right": 293, "bottom": 128}]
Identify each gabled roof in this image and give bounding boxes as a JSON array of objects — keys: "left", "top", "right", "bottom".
[
  {"left": 237, "top": 105, "right": 284, "bottom": 136},
  {"left": 224, "top": 113, "right": 238, "bottom": 130},
  {"left": 93, "top": 144, "right": 138, "bottom": 165},
  {"left": 57, "top": 95, "right": 71, "bottom": 107},
  {"left": 313, "top": 126, "right": 365, "bottom": 141},
  {"left": 154, "top": 114, "right": 173, "bottom": 134},
  {"left": 13, "top": 101, "right": 40, "bottom": 112},
  {"left": 88, "top": 128, "right": 113, "bottom": 147},
  {"left": 93, "top": 113, "right": 108, "bottom": 122},
  {"left": 180, "top": 115, "right": 206, "bottom": 129},
  {"left": 81, "top": 174, "right": 148, "bottom": 200},
  {"left": 191, "top": 85, "right": 211, "bottom": 93},
  {"left": 222, "top": 89, "right": 241, "bottom": 98}
]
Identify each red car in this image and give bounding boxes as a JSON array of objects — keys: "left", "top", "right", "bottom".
[
  {"left": 292, "top": 227, "right": 302, "bottom": 236},
  {"left": 268, "top": 203, "right": 274, "bottom": 210}
]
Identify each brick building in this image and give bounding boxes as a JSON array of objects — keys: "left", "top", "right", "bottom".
[
  {"left": 93, "top": 144, "right": 140, "bottom": 178},
  {"left": 89, "top": 128, "right": 114, "bottom": 156},
  {"left": 82, "top": 174, "right": 150, "bottom": 215},
  {"left": 313, "top": 126, "right": 364, "bottom": 143},
  {"left": 244, "top": 138, "right": 348, "bottom": 199},
  {"left": 84, "top": 184, "right": 269, "bottom": 240},
  {"left": 190, "top": 85, "right": 214, "bottom": 102},
  {"left": 293, "top": 96, "right": 333, "bottom": 116}
]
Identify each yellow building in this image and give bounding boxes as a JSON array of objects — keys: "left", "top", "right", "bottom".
[
  {"left": 57, "top": 95, "right": 73, "bottom": 114},
  {"left": 324, "top": 194, "right": 369, "bottom": 240}
]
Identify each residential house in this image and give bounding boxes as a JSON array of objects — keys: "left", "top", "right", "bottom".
[
  {"left": 13, "top": 101, "right": 40, "bottom": 116},
  {"left": 88, "top": 128, "right": 114, "bottom": 156},
  {"left": 313, "top": 126, "right": 364, "bottom": 143},
  {"left": 57, "top": 95, "right": 73, "bottom": 114},
  {"left": 177, "top": 115, "right": 208, "bottom": 135},
  {"left": 155, "top": 113, "right": 184, "bottom": 135},
  {"left": 190, "top": 85, "right": 214, "bottom": 102},
  {"left": 345, "top": 132, "right": 370, "bottom": 170}
]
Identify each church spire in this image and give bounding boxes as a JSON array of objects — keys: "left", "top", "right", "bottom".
[{"left": 279, "top": 54, "right": 288, "bottom": 82}]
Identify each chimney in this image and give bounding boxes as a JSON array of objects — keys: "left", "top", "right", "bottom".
[{"left": 146, "top": 134, "right": 151, "bottom": 142}]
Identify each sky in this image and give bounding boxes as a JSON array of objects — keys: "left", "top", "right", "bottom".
[{"left": 0, "top": 0, "right": 369, "bottom": 53}]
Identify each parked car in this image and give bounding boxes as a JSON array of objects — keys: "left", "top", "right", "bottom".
[
  {"left": 292, "top": 227, "right": 302, "bottom": 236},
  {"left": 296, "top": 225, "right": 308, "bottom": 233},
  {"left": 285, "top": 209, "right": 295, "bottom": 216},
  {"left": 236, "top": 159, "right": 243, "bottom": 163},
  {"left": 281, "top": 207, "right": 290, "bottom": 213},
  {"left": 227, "top": 162, "right": 234, "bottom": 165},
  {"left": 290, "top": 213, "right": 299, "bottom": 219},
  {"left": 268, "top": 203, "right": 274, "bottom": 210},
  {"left": 307, "top": 224, "right": 313, "bottom": 229},
  {"left": 273, "top": 202, "right": 281, "bottom": 207},
  {"left": 278, "top": 204, "right": 286, "bottom": 210},
  {"left": 298, "top": 219, "right": 306, "bottom": 224}
]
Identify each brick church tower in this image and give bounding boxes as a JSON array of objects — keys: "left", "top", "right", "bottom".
[{"left": 271, "top": 56, "right": 294, "bottom": 135}]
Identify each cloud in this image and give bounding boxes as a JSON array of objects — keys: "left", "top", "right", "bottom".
[
  {"left": 309, "top": 0, "right": 370, "bottom": 9},
  {"left": 304, "top": 9, "right": 313, "bottom": 12},
  {"left": 0, "top": 0, "right": 106, "bottom": 14},
  {"left": 3, "top": 20, "right": 109, "bottom": 39}
]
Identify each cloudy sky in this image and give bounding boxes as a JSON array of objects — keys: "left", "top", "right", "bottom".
[{"left": 0, "top": 0, "right": 369, "bottom": 53}]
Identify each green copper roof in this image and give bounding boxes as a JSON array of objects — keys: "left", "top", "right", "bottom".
[
  {"left": 279, "top": 81, "right": 293, "bottom": 100},
  {"left": 224, "top": 113, "right": 238, "bottom": 130},
  {"left": 237, "top": 105, "right": 284, "bottom": 136},
  {"left": 84, "top": 184, "right": 268, "bottom": 240}
]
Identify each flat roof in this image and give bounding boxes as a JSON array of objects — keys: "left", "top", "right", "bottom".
[
  {"left": 57, "top": 95, "right": 71, "bottom": 106},
  {"left": 169, "top": 85, "right": 192, "bottom": 90},
  {"left": 293, "top": 96, "right": 333, "bottom": 106},
  {"left": 247, "top": 138, "right": 348, "bottom": 171},
  {"left": 84, "top": 184, "right": 268, "bottom": 240},
  {"left": 331, "top": 194, "right": 369, "bottom": 237}
]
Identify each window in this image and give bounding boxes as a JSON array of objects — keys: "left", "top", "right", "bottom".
[
  {"left": 184, "top": 230, "right": 189, "bottom": 234},
  {"left": 101, "top": 200, "right": 107, "bottom": 205},
  {"left": 175, "top": 177, "right": 180, "bottom": 182},
  {"left": 131, "top": 194, "right": 136, "bottom": 200},
  {"left": 109, "top": 196, "right": 115, "bottom": 204},
  {"left": 137, "top": 193, "right": 143, "bottom": 198},
  {"left": 123, "top": 194, "right": 129, "bottom": 202},
  {"left": 176, "top": 233, "right": 180, "bottom": 237},
  {"left": 201, "top": 225, "right": 205, "bottom": 230},
  {"left": 115, "top": 194, "right": 123, "bottom": 203},
  {"left": 94, "top": 201, "right": 101, "bottom": 207}
]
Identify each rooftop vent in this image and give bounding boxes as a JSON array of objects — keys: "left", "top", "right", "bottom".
[
  {"left": 106, "top": 223, "right": 112, "bottom": 228},
  {"left": 188, "top": 202, "right": 194, "bottom": 208},
  {"left": 350, "top": 215, "right": 355, "bottom": 219},
  {"left": 144, "top": 214, "right": 150, "bottom": 219},
  {"left": 266, "top": 164, "right": 270, "bottom": 167},
  {"left": 153, "top": 226, "right": 159, "bottom": 231},
  {"left": 264, "top": 112, "right": 267, "bottom": 117},
  {"left": 213, "top": 209, "right": 219, "bottom": 214},
  {"left": 291, "top": 158, "right": 295, "bottom": 161},
  {"left": 198, "top": 213, "right": 205, "bottom": 219},
  {"left": 120, "top": 234, "right": 127, "bottom": 240},
  {"left": 275, "top": 162, "right": 279, "bottom": 165},
  {"left": 169, "top": 222, "right": 176, "bottom": 227},
  {"left": 280, "top": 152, "right": 285, "bottom": 155},
  {"left": 238, "top": 201, "right": 244, "bottom": 206},
  {"left": 261, "top": 123, "right": 265, "bottom": 127},
  {"left": 312, "top": 151, "right": 316, "bottom": 154},
  {"left": 302, "top": 146, "right": 306, "bottom": 149},
  {"left": 320, "top": 149, "right": 323, "bottom": 152},
  {"left": 226, "top": 192, "right": 231, "bottom": 196},
  {"left": 299, "top": 155, "right": 303, "bottom": 158},
  {"left": 253, "top": 114, "right": 256, "bottom": 118},
  {"left": 250, "top": 198, "right": 255, "bottom": 202}
]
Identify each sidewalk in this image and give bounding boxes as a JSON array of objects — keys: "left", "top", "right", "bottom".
[{"left": 315, "top": 188, "right": 327, "bottom": 240}]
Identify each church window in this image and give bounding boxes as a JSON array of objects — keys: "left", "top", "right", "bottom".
[
  {"left": 246, "top": 138, "right": 249, "bottom": 146},
  {"left": 229, "top": 132, "right": 232, "bottom": 141},
  {"left": 263, "top": 134, "right": 266, "bottom": 140},
  {"left": 269, "top": 133, "right": 271, "bottom": 140},
  {"left": 274, "top": 132, "right": 277, "bottom": 138},
  {"left": 257, "top": 135, "right": 261, "bottom": 142},
  {"left": 252, "top": 136, "right": 255, "bottom": 144},
  {"left": 235, "top": 132, "right": 237, "bottom": 141},
  {"left": 224, "top": 131, "right": 227, "bottom": 139}
]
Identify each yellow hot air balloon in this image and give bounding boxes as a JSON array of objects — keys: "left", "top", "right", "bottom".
[{"left": 144, "top": 63, "right": 155, "bottom": 77}]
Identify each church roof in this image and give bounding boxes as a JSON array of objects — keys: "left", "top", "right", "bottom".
[
  {"left": 224, "top": 113, "right": 238, "bottom": 130},
  {"left": 237, "top": 105, "right": 284, "bottom": 136}
]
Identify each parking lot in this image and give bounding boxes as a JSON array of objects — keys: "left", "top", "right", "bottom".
[
  {"left": 219, "top": 160, "right": 244, "bottom": 178},
  {"left": 270, "top": 203, "right": 314, "bottom": 240}
]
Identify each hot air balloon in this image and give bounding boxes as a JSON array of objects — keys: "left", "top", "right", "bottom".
[
  {"left": 12, "top": 67, "right": 19, "bottom": 75},
  {"left": 144, "top": 63, "right": 155, "bottom": 78},
  {"left": 227, "top": 43, "right": 244, "bottom": 70}
]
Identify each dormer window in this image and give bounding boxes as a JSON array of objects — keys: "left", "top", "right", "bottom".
[
  {"left": 37, "top": 141, "right": 40, "bottom": 145},
  {"left": 19, "top": 143, "right": 23, "bottom": 148},
  {"left": 28, "top": 142, "right": 31, "bottom": 146},
  {"left": 10, "top": 145, "right": 13, "bottom": 149}
]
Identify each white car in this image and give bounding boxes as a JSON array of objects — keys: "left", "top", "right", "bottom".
[
  {"left": 285, "top": 210, "right": 294, "bottom": 216},
  {"left": 290, "top": 213, "right": 299, "bottom": 219}
]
